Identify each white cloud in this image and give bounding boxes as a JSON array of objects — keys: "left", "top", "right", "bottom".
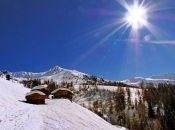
[
  {"left": 147, "top": 40, "right": 175, "bottom": 45},
  {"left": 116, "top": 39, "right": 175, "bottom": 45}
]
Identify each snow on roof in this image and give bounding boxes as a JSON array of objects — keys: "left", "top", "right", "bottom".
[
  {"left": 32, "top": 85, "right": 47, "bottom": 90},
  {"left": 51, "top": 88, "right": 73, "bottom": 94},
  {"left": 26, "top": 90, "right": 45, "bottom": 96}
]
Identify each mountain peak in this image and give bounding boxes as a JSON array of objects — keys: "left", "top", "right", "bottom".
[
  {"left": 53, "top": 66, "right": 62, "bottom": 69},
  {"left": 50, "top": 66, "right": 62, "bottom": 71},
  {"left": 10, "top": 66, "right": 90, "bottom": 84}
]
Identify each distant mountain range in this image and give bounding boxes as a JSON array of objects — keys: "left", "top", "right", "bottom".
[
  {"left": 4, "top": 66, "right": 105, "bottom": 84},
  {"left": 1, "top": 66, "right": 175, "bottom": 86},
  {"left": 123, "top": 73, "right": 175, "bottom": 86}
]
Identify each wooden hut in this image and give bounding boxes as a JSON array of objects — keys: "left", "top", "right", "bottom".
[
  {"left": 51, "top": 88, "right": 73, "bottom": 102},
  {"left": 25, "top": 90, "right": 46, "bottom": 104},
  {"left": 31, "top": 85, "right": 50, "bottom": 98}
]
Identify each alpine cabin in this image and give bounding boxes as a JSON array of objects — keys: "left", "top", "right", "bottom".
[
  {"left": 51, "top": 88, "right": 73, "bottom": 102},
  {"left": 25, "top": 90, "right": 46, "bottom": 104},
  {"left": 31, "top": 85, "right": 50, "bottom": 98}
]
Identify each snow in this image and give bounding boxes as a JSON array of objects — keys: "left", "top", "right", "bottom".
[
  {"left": 123, "top": 75, "right": 175, "bottom": 86},
  {"left": 0, "top": 78, "right": 125, "bottom": 130},
  {"left": 51, "top": 88, "right": 73, "bottom": 94},
  {"left": 10, "top": 66, "right": 89, "bottom": 84},
  {"left": 98, "top": 85, "right": 118, "bottom": 91},
  {"left": 26, "top": 90, "right": 45, "bottom": 96},
  {"left": 5, "top": 66, "right": 175, "bottom": 86},
  {"left": 32, "top": 84, "right": 48, "bottom": 90},
  {"left": 74, "top": 85, "right": 140, "bottom": 105},
  {"left": 150, "top": 72, "right": 175, "bottom": 79},
  {"left": 9, "top": 66, "right": 106, "bottom": 85}
]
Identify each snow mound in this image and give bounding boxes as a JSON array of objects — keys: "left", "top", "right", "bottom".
[{"left": 0, "top": 78, "right": 125, "bottom": 130}]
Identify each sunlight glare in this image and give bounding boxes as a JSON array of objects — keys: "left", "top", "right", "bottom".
[{"left": 127, "top": 5, "right": 146, "bottom": 29}]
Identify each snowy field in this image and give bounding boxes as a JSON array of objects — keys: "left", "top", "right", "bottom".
[{"left": 0, "top": 78, "right": 126, "bottom": 130}]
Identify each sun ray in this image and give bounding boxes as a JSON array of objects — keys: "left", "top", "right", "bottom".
[
  {"left": 149, "top": 6, "right": 175, "bottom": 12},
  {"left": 75, "top": 17, "right": 128, "bottom": 43},
  {"left": 146, "top": 0, "right": 175, "bottom": 12},
  {"left": 74, "top": 0, "right": 175, "bottom": 65},
  {"left": 74, "top": 21, "right": 130, "bottom": 64},
  {"left": 85, "top": 21, "right": 130, "bottom": 55},
  {"left": 143, "top": 21, "right": 170, "bottom": 40},
  {"left": 115, "top": 0, "right": 175, "bottom": 42},
  {"left": 115, "top": 0, "right": 132, "bottom": 12},
  {"left": 119, "top": 22, "right": 132, "bottom": 38},
  {"left": 90, "top": 18, "right": 127, "bottom": 35}
]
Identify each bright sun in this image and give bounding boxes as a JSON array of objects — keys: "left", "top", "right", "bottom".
[
  {"left": 127, "top": 5, "right": 147, "bottom": 29},
  {"left": 97, "top": 0, "right": 173, "bottom": 45}
]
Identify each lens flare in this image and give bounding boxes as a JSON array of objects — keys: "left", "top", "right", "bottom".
[
  {"left": 115, "top": 0, "right": 175, "bottom": 40},
  {"left": 127, "top": 5, "right": 146, "bottom": 29},
  {"left": 74, "top": 0, "right": 175, "bottom": 64}
]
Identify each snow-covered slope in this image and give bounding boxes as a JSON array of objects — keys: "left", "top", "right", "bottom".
[
  {"left": 8, "top": 66, "right": 105, "bottom": 84},
  {"left": 0, "top": 78, "right": 125, "bottom": 130},
  {"left": 123, "top": 73, "right": 175, "bottom": 86}
]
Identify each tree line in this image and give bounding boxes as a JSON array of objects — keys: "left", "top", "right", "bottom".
[{"left": 76, "top": 82, "right": 175, "bottom": 130}]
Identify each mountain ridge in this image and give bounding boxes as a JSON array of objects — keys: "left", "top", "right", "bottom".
[
  {"left": 1, "top": 66, "right": 175, "bottom": 86},
  {"left": 123, "top": 73, "right": 175, "bottom": 86},
  {"left": 4, "top": 66, "right": 105, "bottom": 84}
]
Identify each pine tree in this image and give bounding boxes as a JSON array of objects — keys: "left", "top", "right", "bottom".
[
  {"left": 6, "top": 74, "right": 10, "bottom": 80},
  {"left": 125, "top": 110, "right": 130, "bottom": 129},
  {"left": 151, "top": 119, "right": 162, "bottom": 130},
  {"left": 140, "top": 81, "right": 144, "bottom": 89},
  {"left": 148, "top": 102, "right": 155, "bottom": 119},
  {"left": 137, "top": 98, "right": 148, "bottom": 129},
  {"left": 114, "top": 87, "right": 125, "bottom": 115},
  {"left": 126, "top": 87, "right": 131, "bottom": 105}
]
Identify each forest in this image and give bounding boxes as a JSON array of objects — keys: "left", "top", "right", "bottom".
[{"left": 76, "top": 82, "right": 175, "bottom": 130}]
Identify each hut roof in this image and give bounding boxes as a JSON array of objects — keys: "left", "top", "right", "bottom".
[
  {"left": 26, "top": 90, "right": 45, "bottom": 96},
  {"left": 51, "top": 88, "right": 73, "bottom": 94},
  {"left": 32, "top": 85, "right": 47, "bottom": 90}
]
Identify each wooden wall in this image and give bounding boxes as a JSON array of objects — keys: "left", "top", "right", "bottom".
[
  {"left": 26, "top": 93, "right": 46, "bottom": 100},
  {"left": 53, "top": 90, "right": 73, "bottom": 101}
]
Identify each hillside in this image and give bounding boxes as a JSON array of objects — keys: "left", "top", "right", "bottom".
[{"left": 0, "top": 78, "right": 125, "bottom": 130}]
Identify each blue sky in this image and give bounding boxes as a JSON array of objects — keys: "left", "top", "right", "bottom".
[{"left": 1, "top": 0, "right": 175, "bottom": 80}]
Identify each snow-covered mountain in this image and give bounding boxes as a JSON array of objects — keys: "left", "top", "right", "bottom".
[
  {"left": 2, "top": 66, "right": 175, "bottom": 86},
  {"left": 6, "top": 66, "right": 105, "bottom": 84},
  {"left": 123, "top": 73, "right": 175, "bottom": 86},
  {"left": 150, "top": 73, "right": 175, "bottom": 80},
  {"left": 0, "top": 77, "right": 125, "bottom": 130}
]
